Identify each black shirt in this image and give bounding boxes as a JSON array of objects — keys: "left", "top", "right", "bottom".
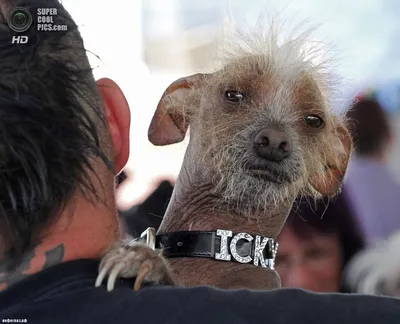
[{"left": 0, "top": 259, "right": 399, "bottom": 324}]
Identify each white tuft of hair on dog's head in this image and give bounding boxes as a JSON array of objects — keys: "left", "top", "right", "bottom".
[{"left": 212, "top": 9, "right": 347, "bottom": 116}]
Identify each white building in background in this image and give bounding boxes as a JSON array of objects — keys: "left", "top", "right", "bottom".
[{"left": 141, "top": 0, "right": 224, "bottom": 74}]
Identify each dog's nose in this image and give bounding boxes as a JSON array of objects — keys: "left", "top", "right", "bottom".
[{"left": 253, "top": 128, "right": 292, "bottom": 162}]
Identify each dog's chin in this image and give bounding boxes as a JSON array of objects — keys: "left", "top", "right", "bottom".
[{"left": 214, "top": 166, "right": 296, "bottom": 217}]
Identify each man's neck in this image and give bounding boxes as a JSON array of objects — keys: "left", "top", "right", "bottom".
[
  {"left": 158, "top": 178, "right": 289, "bottom": 290},
  {"left": 0, "top": 196, "right": 119, "bottom": 292},
  {"left": 0, "top": 243, "right": 65, "bottom": 291}
]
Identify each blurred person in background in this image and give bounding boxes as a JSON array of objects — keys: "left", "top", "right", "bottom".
[
  {"left": 345, "top": 230, "right": 400, "bottom": 298},
  {"left": 276, "top": 191, "right": 365, "bottom": 293},
  {"left": 344, "top": 94, "right": 400, "bottom": 245},
  {"left": 119, "top": 179, "right": 173, "bottom": 237}
]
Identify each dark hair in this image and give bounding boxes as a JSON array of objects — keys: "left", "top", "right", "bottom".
[
  {"left": 284, "top": 190, "right": 365, "bottom": 292},
  {"left": 0, "top": 1, "right": 112, "bottom": 270},
  {"left": 346, "top": 96, "right": 391, "bottom": 157}
]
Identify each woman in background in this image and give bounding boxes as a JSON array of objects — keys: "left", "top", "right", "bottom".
[
  {"left": 276, "top": 190, "right": 365, "bottom": 293},
  {"left": 344, "top": 94, "right": 400, "bottom": 244}
]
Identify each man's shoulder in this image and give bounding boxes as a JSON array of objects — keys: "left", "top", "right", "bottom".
[
  {"left": 5, "top": 283, "right": 400, "bottom": 324},
  {"left": 1, "top": 260, "right": 399, "bottom": 324},
  {"left": 37, "top": 285, "right": 400, "bottom": 324}
]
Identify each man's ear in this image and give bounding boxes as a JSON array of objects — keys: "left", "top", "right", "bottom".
[
  {"left": 148, "top": 73, "right": 206, "bottom": 146},
  {"left": 311, "top": 124, "right": 353, "bottom": 196},
  {"left": 97, "top": 78, "right": 131, "bottom": 173}
]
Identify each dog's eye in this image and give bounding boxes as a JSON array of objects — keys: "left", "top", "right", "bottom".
[
  {"left": 304, "top": 115, "right": 324, "bottom": 128},
  {"left": 225, "top": 90, "right": 245, "bottom": 102}
]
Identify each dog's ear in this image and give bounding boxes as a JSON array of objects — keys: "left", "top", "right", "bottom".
[
  {"left": 311, "top": 123, "right": 352, "bottom": 196},
  {"left": 148, "top": 73, "right": 206, "bottom": 146}
]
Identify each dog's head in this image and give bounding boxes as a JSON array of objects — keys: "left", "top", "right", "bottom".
[{"left": 148, "top": 28, "right": 352, "bottom": 216}]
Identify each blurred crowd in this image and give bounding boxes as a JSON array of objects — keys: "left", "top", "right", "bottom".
[{"left": 116, "top": 90, "right": 400, "bottom": 298}]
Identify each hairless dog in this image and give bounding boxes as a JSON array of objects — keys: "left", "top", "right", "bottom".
[{"left": 96, "top": 19, "right": 352, "bottom": 292}]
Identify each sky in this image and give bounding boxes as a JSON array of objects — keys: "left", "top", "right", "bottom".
[{"left": 61, "top": 0, "right": 400, "bottom": 205}]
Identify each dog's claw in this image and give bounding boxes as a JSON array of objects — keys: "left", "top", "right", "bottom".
[
  {"left": 95, "top": 241, "right": 176, "bottom": 292},
  {"left": 107, "top": 262, "right": 125, "bottom": 292},
  {"left": 134, "top": 262, "right": 152, "bottom": 291}
]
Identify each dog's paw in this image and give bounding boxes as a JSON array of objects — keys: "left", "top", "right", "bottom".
[{"left": 95, "top": 241, "right": 176, "bottom": 292}]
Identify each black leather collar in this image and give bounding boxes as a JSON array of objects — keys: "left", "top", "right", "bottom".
[{"left": 131, "top": 228, "right": 279, "bottom": 270}]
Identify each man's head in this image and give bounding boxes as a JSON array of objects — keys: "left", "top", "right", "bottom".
[
  {"left": 147, "top": 24, "right": 352, "bottom": 219},
  {"left": 346, "top": 95, "right": 392, "bottom": 159},
  {"left": 0, "top": 0, "right": 130, "bottom": 271}
]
